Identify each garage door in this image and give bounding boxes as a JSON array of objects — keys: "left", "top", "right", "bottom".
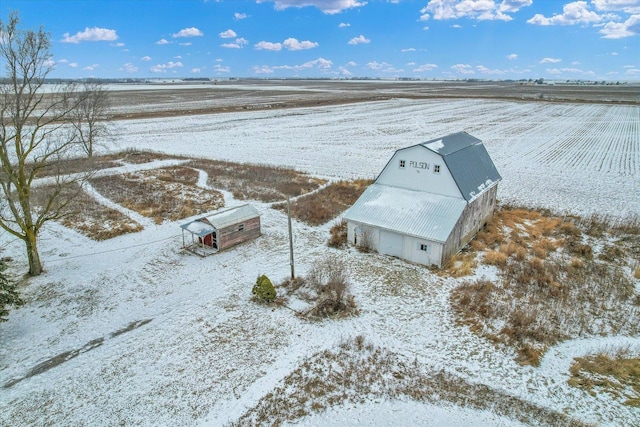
[{"left": 379, "top": 230, "right": 403, "bottom": 258}]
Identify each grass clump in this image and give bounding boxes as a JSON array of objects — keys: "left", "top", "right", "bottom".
[
  {"left": 231, "top": 336, "right": 587, "bottom": 427},
  {"left": 327, "top": 219, "right": 348, "bottom": 248},
  {"left": 189, "top": 159, "right": 325, "bottom": 202},
  {"left": 274, "top": 179, "right": 373, "bottom": 226},
  {"left": 568, "top": 348, "right": 640, "bottom": 406},
  {"left": 451, "top": 206, "right": 640, "bottom": 366},
  {"left": 90, "top": 166, "right": 225, "bottom": 224}
]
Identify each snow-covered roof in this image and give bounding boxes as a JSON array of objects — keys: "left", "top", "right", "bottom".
[
  {"left": 180, "top": 204, "right": 259, "bottom": 235},
  {"left": 204, "top": 204, "right": 260, "bottom": 230},
  {"left": 421, "top": 132, "right": 502, "bottom": 202},
  {"left": 343, "top": 183, "right": 467, "bottom": 243},
  {"left": 179, "top": 219, "right": 215, "bottom": 237}
]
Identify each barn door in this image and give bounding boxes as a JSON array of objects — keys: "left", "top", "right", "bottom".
[{"left": 379, "top": 230, "right": 403, "bottom": 258}]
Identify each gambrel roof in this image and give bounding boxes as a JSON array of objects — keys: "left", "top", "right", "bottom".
[{"left": 421, "top": 132, "right": 501, "bottom": 202}]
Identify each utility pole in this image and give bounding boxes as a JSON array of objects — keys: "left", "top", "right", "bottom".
[{"left": 287, "top": 197, "right": 295, "bottom": 279}]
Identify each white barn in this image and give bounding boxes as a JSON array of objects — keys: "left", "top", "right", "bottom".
[{"left": 343, "top": 132, "right": 501, "bottom": 267}]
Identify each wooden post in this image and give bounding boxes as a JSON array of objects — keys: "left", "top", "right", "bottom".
[{"left": 288, "top": 197, "right": 295, "bottom": 279}]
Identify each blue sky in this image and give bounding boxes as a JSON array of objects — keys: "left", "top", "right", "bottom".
[{"left": 2, "top": 0, "right": 639, "bottom": 80}]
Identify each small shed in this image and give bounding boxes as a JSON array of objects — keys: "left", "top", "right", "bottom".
[{"left": 180, "top": 204, "right": 261, "bottom": 256}]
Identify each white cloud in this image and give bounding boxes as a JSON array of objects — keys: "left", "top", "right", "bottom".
[
  {"left": 69, "top": 62, "right": 78, "bottom": 68},
  {"left": 527, "top": 1, "right": 602, "bottom": 26},
  {"left": 401, "top": 48, "right": 417, "bottom": 52},
  {"left": 348, "top": 35, "right": 370, "bottom": 45},
  {"left": 234, "top": 12, "right": 248, "bottom": 20},
  {"left": 420, "top": 0, "right": 532, "bottom": 21},
  {"left": 141, "top": 56, "right": 151, "bottom": 61},
  {"left": 61, "top": 27, "right": 118, "bottom": 43},
  {"left": 592, "top": 0, "right": 640, "bottom": 14},
  {"left": 214, "top": 64, "right": 231, "bottom": 73},
  {"left": 339, "top": 22, "right": 351, "bottom": 27},
  {"left": 366, "top": 61, "right": 389, "bottom": 70},
  {"left": 121, "top": 63, "right": 138, "bottom": 73},
  {"left": 83, "top": 64, "right": 99, "bottom": 71},
  {"left": 451, "top": 24, "right": 462, "bottom": 28},
  {"left": 507, "top": 53, "right": 518, "bottom": 60},
  {"left": 572, "top": 61, "right": 581, "bottom": 65},
  {"left": 150, "top": 61, "right": 184, "bottom": 73},
  {"left": 172, "top": 27, "right": 203, "bottom": 38},
  {"left": 451, "top": 63, "right": 474, "bottom": 74},
  {"left": 258, "top": 0, "right": 367, "bottom": 15},
  {"left": 540, "top": 57, "right": 562, "bottom": 63},
  {"left": 283, "top": 38, "right": 319, "bottom": 50},
  {"left": 57, "top": 59, "right": 69, "bottom": 63},
  {"left": 413, "top": 63, "right": 438, "bottom": 72},
  {"left": 222, "top": 38, "right": 249, "bottom": 48},
  {"left": 179, "top": 42, "right": 192, "bottom": 46},
  {"left": 219, "top": 29, "right": 237, "bottom": 39},
  {"left": 253, "top": 66, "right": 274, "bottom": 74},
  {"left": 113, "top": 42, "right": 125, "bottom": 47},
  {"left": 156, "top": 38, "right": 169, "bottom": 45},
  {"left": 191, "top": 68, "right": 202, "bottom": 73},
  {"left": 255, "top": 41, "right": 282, "bottom": 51},
  {"left": 599, "top": 14, "right": 640, "bottom": 38},
  {"left": 337, "top": 66, "right": 353, "bottom": 76},
  {"left": 346, "top": 61, "right": 357, "bottom": 67},
  {"left": 476, "top": 65, "right": 505, "bottom": 75},
  {"left": 500, "top": 0, "right": 533, "bottom": 13},
  {"left": 253, "top": 57, "right": 334, "bottom": 75}
]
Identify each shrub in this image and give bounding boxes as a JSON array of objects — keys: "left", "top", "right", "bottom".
[
  {"left": 306, "top": 255, "right": 355, "bottom": 317},
  {"left": 252, "top": 274, "right": 277, "bottom": 303},
  {"left": 327, "top": 219, "right": 347, "bottom": 248}
]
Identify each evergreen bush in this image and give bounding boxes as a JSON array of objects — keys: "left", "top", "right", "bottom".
[{"left": 252, "top": 274, "right": 277, "bottom": 302}]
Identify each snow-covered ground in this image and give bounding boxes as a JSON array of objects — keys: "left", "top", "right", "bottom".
[{"left": 1, "top": 97, "right": 639, "bottom": 426}]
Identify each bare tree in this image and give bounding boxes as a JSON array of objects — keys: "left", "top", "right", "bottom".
[
  {"left": 0, "top": 13, "right": 97, "bottom": 275},
  {"left": 71, "top": 81, "right": 111, "bottom": 158}
]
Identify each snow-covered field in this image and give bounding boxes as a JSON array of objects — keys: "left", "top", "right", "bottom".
[{"left": 1, "top": 96, "right": 639, "bottom": 426}]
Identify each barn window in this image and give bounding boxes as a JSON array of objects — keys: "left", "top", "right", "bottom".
[
  {"left": 238, "top": 224, "right": 245, "bottom": 232},
  {"left": 433, "top": 164, "right": 441, "bottom": 173},
  {"left": 419, "top": 243, "right": 429, "bottom": 252},
  {"left": 399, "top": 160, "right": 406, "bottom": 168}
]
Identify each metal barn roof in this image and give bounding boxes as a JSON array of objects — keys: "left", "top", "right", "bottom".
[
  {"left": 343, "top": 183, "right": 467, "bottom": 243},
  {"left": 180, "top": 204, "right": 259, "bottom": 235},
  {"left": 421, "top": 131, "right": 502, "bottom": 202},
  {"left": 205, "top": 204, "right": 260, "bottom": 229}
]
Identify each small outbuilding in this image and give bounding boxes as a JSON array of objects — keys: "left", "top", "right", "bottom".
[
  {"left": 343, "top": 132, "right": 501, "bottom": 268},
  {"left": 180, "top": 204, "right": 261, "bottom": 256}
]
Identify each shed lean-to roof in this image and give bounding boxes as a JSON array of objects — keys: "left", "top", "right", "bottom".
[
  {"left": 180, "top": 204, "right": 259, "bottom": 235},
  {"left": 421, "top": 132, "right": 502, "bottom": 202},
  {"left": 343, "top": 183, "right": 467, "bottom": 243}
]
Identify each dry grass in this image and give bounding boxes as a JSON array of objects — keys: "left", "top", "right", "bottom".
[
  {"left": 231, "top": 336, "right": 587, "bottom": 427},
  {"left": 634, "top": 266, "right": 640, "bottom": 280},
  {"left": 35, "top": 149, "right": 184, "bottom": 178},
  {"left": 30, "top": 183, "right": 144, "bottom": 240},
  {"left": 327, "top": 219, "right": 347, "bottom": 248},
  {"left": 274, "top": 179, "right": 373, "bottom": 226},
  {"left": 451, "top": 206, "right": 640, "bottom": 366},
  {"left": 90, "top": 166, "right": 224, "bottom": 224},
  {"left": 441, "top": 251, "right": 478, "bottom": 278},
  {"left": 568, "top": 349, "right": 640, "bottom": 407},
  {"left": 189, "top": 159, "right": 326, "bottom": 202}
]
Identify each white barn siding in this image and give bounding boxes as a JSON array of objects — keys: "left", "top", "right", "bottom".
[
  {"left": 348, "top": 221, "right": 444, "bottom": 266},
  {"left": 376, "top": 146, "right": 461, "bottom": 199}
]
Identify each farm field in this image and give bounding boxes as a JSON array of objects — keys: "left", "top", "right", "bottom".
[{"left": 0, "top": 82, "right": 639, "bottom": 426}]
